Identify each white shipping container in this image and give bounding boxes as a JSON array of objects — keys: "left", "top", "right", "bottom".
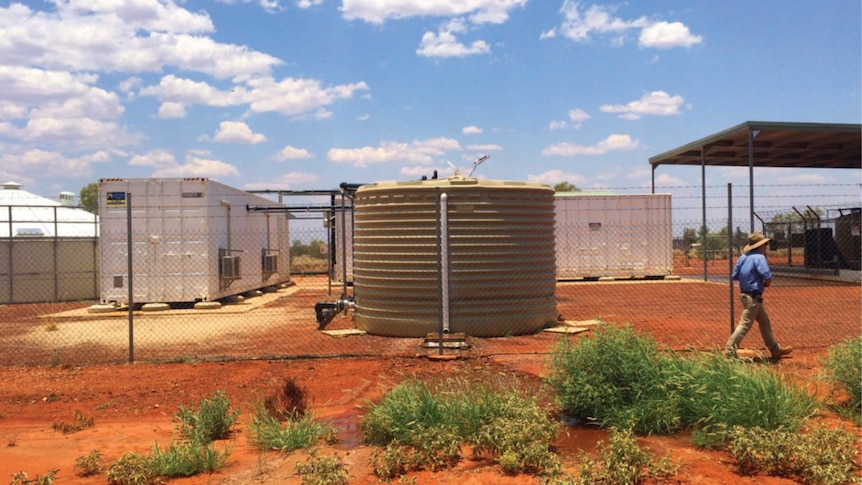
[
  {"left": 99, "top": 178, "right": 290, "bottom": 304},
  {"left": 555, "top": 193, "right": 673, "bottom": 279},
  {"left": 332, "top": 205, "right": 353, "bottom": 284}
]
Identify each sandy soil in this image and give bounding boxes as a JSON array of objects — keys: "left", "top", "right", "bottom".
[
  {"left": 0, "top": 346, "right": 857, "bottom": 483},
  {"left": 0, "top": 266, "right": 859, "bottom": 484}
]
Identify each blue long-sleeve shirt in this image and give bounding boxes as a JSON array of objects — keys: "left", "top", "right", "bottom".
[{"left": 731, "top": 251, "right": 772, "bottom": 293}]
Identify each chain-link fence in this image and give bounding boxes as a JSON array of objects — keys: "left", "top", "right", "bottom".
[{"left": 0, "top": 182, "right": 858, "bottom": 366}]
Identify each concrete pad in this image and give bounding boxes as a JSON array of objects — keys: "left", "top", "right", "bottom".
[
  {"left": 141, "top": 303, "right": 170, "bottom": 312},
  {"left": 194, "top": 301, "right": 222, "bottom": 310},
  {"left": 426, "top": 354, "right": 459, "bottom": 361},
  {"left": 320, "top": 329, "right": 366, "bottom": 338},
  {"left": 664, "top": 275, "right": 682, "bottom": 280},
  {"left": 87, "top": 304, "right": 119, "bottom": 314},
  {"left": 565, "top": 319, "right": 602, "bottom": 326},
  {"left": 544, "top": 326, "right": 590, "bottom": 334}
]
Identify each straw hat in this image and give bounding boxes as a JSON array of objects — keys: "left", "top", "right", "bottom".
[{"left": 743, "top": 232, "right": 771, "bottom": 253}]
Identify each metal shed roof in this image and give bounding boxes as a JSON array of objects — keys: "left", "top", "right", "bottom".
[
  {"left": 649, "top": 121, "right": 861, "bottom": 170},
  {"left": 648, "top": 121, "right": 861, "bottom": 235}
]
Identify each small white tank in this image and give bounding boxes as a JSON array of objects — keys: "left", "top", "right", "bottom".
[{"left": 352, "top": 176, "right": 557, "bottom": 337}]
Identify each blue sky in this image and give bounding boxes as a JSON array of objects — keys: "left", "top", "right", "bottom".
[{"left": 1, "top": 0, "right": 860, "bottom": 212}]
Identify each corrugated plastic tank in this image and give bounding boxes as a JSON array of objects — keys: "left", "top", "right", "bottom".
[{"left": 352, "top": 176, "right": 557, "bottom": 337}]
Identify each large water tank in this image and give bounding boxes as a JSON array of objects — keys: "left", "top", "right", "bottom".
[{"left": 352, "top": 176, "right": 557, "bottom": 337}]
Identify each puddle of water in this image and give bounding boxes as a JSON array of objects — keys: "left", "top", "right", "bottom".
[
  {"left": 325, "top": 409, "right": 364, "bottom": 450},
  {"left": 553, "top": 426, "right": 610, "bottom": 458}
]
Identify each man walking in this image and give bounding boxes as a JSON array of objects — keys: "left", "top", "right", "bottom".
[{"left": 725, "top": 232, "right": 792, "bottom": 359}]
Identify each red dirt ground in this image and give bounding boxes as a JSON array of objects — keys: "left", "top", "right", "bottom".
[
  {"left": 0, "top": 268, "right": 859, "bottom": 484},
  {"left": 0, "top": 350, "right": 856, "bottom": 484}
]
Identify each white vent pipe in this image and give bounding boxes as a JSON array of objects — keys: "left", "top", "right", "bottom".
[{"left": 440, "top": 192, "right": 450, "bottom": 333}]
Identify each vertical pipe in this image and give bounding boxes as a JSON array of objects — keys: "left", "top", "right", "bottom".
[
  {"left": 436, "top": 189, "right": 443, "bottom": 354},
  {"left": 6, "top": 206, "right": 12, "bottom": 303},
  {"left": 728, "top": 183, "right": 734, "bottom": 335},
  {"left": 326, "top": 209, "right": 332, "bottom": 296},
  {"left": 440, "top": 193, "right": 450, "bottom": 334},
  {"left": 748, "top": 129, "right": 755, "bottom": 233},
  {"left": 701, "top": 148, "right": 707, "bottom": 281},
  {"left": 53, "top": 206, "right": 58, "bottom": 301},
  {"left": 127, "top": 192, "right": 134, "bottom": 363},
  {"left": 340, "top": 190, "right": 348, "bottom": 299}
]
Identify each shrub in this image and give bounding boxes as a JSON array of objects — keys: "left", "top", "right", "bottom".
[
  {"left": 150, "top": 440, "right": 231, "bottom": 477},
  {"left": 574, "top": 427, "right": 677, "bottom": 485},
  {"left": 106, "top": 452, "right": 156, "bottom": 485},
  {"left": 8, "top": 470, "right": 58, "bottom": 485},
  {"left": 294, "top": 448, "right": 350, "bottom": 485},
  {"left": 52, "top": 410, "right": 94, "bottom": 434},
  {"left": 821, "top": 335, "right": 862, "bottom": 416},
  {"left": 547, "top": 324, "right": 817, "bottom": 438},
  {"left": 173, "top": 390, "right": 239, "bottom": 444},
  {"left": 248, "top": 405, "right": 334, "bottom": 452},
  {"left": 665, "top": 352, "right": 817, "bottom": 444},
  {"left": 546, "top": 324, "right": 681, "bottom": 434},
  {"left": 362, "top": 377, "right": 560, "bottom": 478},
  {"left": 727, "top": 425, "right": 861, "bottom": 485},
  {"left": 74, "top": 449, "right": 103, "bottom": 476}
]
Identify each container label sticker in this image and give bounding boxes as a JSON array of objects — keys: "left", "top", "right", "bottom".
[
  {"left": 106, "top": 192, "right": 126, "bottom": 207},
  {"left": 589, "top": 222, "right": 602, "bottom": 231},
  {"left": 182, "top": 192, "right": 204, "bottom": 198}
]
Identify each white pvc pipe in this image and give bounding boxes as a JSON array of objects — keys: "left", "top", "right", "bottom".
[{"left": 440, "top": 193, "right": 450, "bottom": 333}]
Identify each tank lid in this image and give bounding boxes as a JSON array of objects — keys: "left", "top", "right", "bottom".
[{"left": 356, "top": 176, "right": 552, "bottom": 193}]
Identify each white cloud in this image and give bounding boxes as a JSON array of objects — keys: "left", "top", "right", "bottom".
[
  {"left": 0, "top": 148, "right": 103, "bottom": 177},
  {"left": 400, "top": 165, "right": 438, "bottom": 177},
  {"left": 548, "top": 120, "right": 567, "bottom": 131},
  {"left": 652, "top": 172, "right": 689, "bottom": 187},
  {"left": 547, "top": 2, "right": 701, "bottom": 49},
  {"left": 273, "top": 145, "right": 314, "bottom": 160},
  {"left": 527, "top": 169, "right": 586, "bottom": 186},
  {"left": 340, "top": 0, "right": 527, "bottom": 25},
  {"left": 151, "top": 153, "right": 239, "bottom": 178},
  {"left": 466, "top": 144, "right": 502, "bottom": 151},
  {"left": 217, "top": 0, "right": 282, "bottom": 13},
  {"left": 212, "top": 121, "right": 267, "bottom": 144},
  {"left": 140, "top": 74, "right": 369, "bottom": 118},
  {"left": 417, "top": 28, "right": 490, "bottom": 58},
  {"left": 244, "top": 77, "right": 370, "bottom": 116},
  {"left": 0, "top": 117, "right": 141, "bottom": 151},
  {"left": 0, "top": 2, "right": 281, "bottom": 79},
  {"left": 356, "top": 114, "right": 371, "bottom": 121},
  {"left": 244, "top": 171, "right": 320, "bottom": 190},
  {"left": 549, "top": 107, "right": 590, "bottom": 130},
  {"left": 130, "top": 149, "right": 177, "bottom": 168},
  {"left": 328, "top": 137, "right": 461, "bottom": 168},
  {"left": 296, "top": 0, "right": 324, "bottom": 8},
  {"left": 157, "top": 102, "right": 187, "bottom": 119},
  {"left": 462, "top": 125, "right": 483, "bottom": 134},
  {"left": 600, "top": 91, "right": 685, "bottom": 120},
  {"left": 639, "top": 21, "right": 703, "bottom": 49},
  {"left": 0, "top": 66, "right": 124, "bottom": 119},
  {"left": 541, "top": 134, "right": 639, "bottom": 157}
]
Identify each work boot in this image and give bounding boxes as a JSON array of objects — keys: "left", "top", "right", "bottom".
[{"left": 771, "top": 346, "right": 793, "bottom": 359}]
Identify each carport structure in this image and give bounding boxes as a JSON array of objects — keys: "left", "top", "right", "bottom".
[{"left": 648, "top": 121, "right": 861, "bottom": 232}]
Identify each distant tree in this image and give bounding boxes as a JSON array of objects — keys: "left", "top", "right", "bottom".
[
  {"left": 553, "top": 181, "right": 579, "bottom": 192},
  {"left": 307, "top": 240, "right": 325, "bottom": 256},
  {"left": 290, "top": 239, "right": 307, "bottom": 258},
  {"left": 769, "top": 208, "right": 823, "bottom": 235},
  {"left": 734, "top": 227, "right": 747, "bottom": 254},
  {"left": 682, "top": 227, "right": 697, "bottom": 248},
  {"left": 79, "top": 183, "right": 98, "bottom": 214}
]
